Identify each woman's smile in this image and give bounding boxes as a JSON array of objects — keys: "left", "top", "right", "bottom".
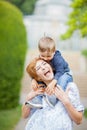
[{"left": 35, "top": 60, "right": 54, "bottom": 83}]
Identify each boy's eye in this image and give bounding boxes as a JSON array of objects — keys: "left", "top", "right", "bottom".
[
  {"left": 40, "top": 55, "right": 51, "bottom": 58},
  {"left": 41, "top": 56, "right": 45, "bottom": 58},
  {"left": 47, "top": 56, "right": 51, "bottom": 57}
]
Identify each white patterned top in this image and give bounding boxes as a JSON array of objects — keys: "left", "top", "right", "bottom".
[{"left": 25, "top": 83, "right": 84, "bottom": 130}]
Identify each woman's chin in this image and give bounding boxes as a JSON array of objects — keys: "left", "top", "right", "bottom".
[{"left": 45, "top": 75, "right": 54, "bottom": 81}]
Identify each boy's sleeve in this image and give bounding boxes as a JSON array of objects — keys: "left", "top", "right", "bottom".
[{"left": 53, "top": 54, "right": 69, "bottom": 81}]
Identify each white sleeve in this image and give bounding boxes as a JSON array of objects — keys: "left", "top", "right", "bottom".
[{"left": 67, "top": 83, "right": 84, "bottom": 112}]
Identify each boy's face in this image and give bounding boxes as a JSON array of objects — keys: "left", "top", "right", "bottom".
[{"left": 39, "top": 51, "right": 55, "bottom": 61}]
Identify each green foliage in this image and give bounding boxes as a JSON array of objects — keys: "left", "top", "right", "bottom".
[
  {"left": 20, "top": 0, "right": 37, "bottom": 15},
  {"left": 84, "top": 108, "right": 87, "bottom": 118},
  {"left": 0, "top": 1, "right": 27, "bottom": 109},
  {"left": 0, "top": 105, "right": 21, "bottom": 130},
  {"left": 60, "top": 0, "right": 87, "bottom": 39},
  {"left": 81, "top": 49, "right": 87, "bottom": 57},
  {"left": 5, "top": 0, "right": 37, "bottom": 14}
]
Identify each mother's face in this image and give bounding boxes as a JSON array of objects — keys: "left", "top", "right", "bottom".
[{"left": 35, "top": 60, "right": 54, "bottom": 83}]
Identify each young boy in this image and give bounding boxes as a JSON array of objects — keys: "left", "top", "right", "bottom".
[{"left": 31, "top": 36, "right": 73, "bottom": 106}]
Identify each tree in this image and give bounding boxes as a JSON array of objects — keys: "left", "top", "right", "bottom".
[
  {"left": 60, "top": 0, "right": 87, "bottom": 71},
  {"left": 61, "top": 0, "right": 87, "bottom": 39},
  {"left": 0, "top": 1, "right": 27, "bottom": 109},
  {"left": 6, "top": 0, "right": 37, "bottom": 14}
]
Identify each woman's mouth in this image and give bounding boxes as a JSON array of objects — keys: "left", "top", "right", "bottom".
[{"left": 44, "top": 70, "right": 50, "bottom": 76}]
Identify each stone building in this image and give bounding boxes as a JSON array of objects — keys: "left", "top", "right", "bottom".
[{"left": 24, "top": 0, "right": 87, "bottom": 50}]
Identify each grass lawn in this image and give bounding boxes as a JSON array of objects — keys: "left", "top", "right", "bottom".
[{"left": 0, "top": 105, "right": 21, "bottom": 130}]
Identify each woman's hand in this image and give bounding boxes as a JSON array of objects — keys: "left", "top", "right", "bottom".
[
  {"left": 54, "top": 85, "right": 69, "bottom": 105},
  {"left": 26, "top": 87, "right": 45, "bottom": 101},
  {"left": 45, "top": 79, "right": 57, "bottom": 95},
  {"left": 54, "top": 85, "right": 83, "bottom": 124},
  {"left": 22, "top": 87, "right": 45, "bottom": 118},
  {"left": 34, "top": 86, "right": 45, "bottom": 96},
  {"left": 31, "top": 79, "right": 38, "bottom": 91}
]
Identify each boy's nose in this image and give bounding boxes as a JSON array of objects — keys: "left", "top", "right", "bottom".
[{"left": 43, "top": 57, "right": 48, "bottom": 61}]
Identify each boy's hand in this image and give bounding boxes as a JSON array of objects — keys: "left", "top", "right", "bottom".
[
  {"left": 45, "top": 79, "right": 57, "bottom": 95},
  {"left": 31, "top": 79, "right": 38, "bottom": 91}
]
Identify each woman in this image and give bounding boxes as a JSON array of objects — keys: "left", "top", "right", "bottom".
[{"left": 22, "top": 58, "right": 84, "bottom": 130}]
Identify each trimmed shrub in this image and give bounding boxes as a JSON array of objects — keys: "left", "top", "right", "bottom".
[{"left": 0, "top": 1, "right": 27, "bottom": 109}]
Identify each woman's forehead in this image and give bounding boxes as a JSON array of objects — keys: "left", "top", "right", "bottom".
[{"left": 36, "top": 60, "right": 45, "bottom": 66}]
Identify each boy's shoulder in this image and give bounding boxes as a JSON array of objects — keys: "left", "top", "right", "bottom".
[{"left": 54, "top": 50, "right": 61, "bottom": 56}]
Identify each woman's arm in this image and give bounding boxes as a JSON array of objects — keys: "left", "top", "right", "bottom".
[
  {"left": 63, "top": 100, "right": 83, "bottom": 124},
  {"left": 22, "top": 104, "right": 31, "bottom": 118},
  {"left": 22, "top": 90, "right": 37, "bottom": 118},
  {"left": 54, "top": 86, "right": 83, "bottom": 124},
  {"left": 22, "top": 87, "right": 45, "bottom": 118}
]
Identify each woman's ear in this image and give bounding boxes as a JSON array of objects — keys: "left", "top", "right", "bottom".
[
  {"left": 37, "top": 77, "right": 42, "bottom": 81},
  {"left": 35, "top": 77, "right": 42, "bottom": 81}
]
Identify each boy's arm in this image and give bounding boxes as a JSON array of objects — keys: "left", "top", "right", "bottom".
[
  {"left": 45, "top": 79, "right": 57, "bottom": 95},
  {"left": 53, "top": 52, "right": 70, "bottom": 81}
]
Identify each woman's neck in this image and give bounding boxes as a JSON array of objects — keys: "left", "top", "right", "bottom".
[{"left": 45, "top": 79, "right": 53, "bottom": 86}]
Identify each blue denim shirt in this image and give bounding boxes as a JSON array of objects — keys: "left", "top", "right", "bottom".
[{"left": 50, "top": 50, "right": 70, "bottom": 81}]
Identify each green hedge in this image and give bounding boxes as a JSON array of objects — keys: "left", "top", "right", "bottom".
[
  {"left": 0, "top": 1, "right": 27, "bottom": 109},
  {"left": 81, "top": 49, "right": 87, "bottom": 58}
]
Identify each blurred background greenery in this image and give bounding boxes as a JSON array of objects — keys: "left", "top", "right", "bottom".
[
  {"left": 0, "top": 0, "right": 27, "bottom": 110},
  {"left": 2, "top": 0, "right": 37, "bottom": 15},
  {"left": 0, "top": 0, "right": 30, "bottom": 130},
  {"left": 61, "top": 0, "right": 87, "bottom": 58},
  {"left": 0, "top": 0, "right": 87, "bottom": 130}
]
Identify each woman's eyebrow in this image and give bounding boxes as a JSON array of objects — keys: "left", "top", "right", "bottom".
[
  {"left": 42, "top": 61, "right": 46, "bottom": 64},
  {"left": 36, "top": 61, "right": 45, "bottom": 69}
]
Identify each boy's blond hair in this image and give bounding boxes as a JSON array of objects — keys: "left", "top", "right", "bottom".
[{"left": 38, "top": 36, "right": 55, "bottom": 52}]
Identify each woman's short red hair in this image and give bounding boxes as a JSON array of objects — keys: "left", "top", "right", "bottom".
[{"left": 26, "top": 57, "right": 42, "bottom": 81}]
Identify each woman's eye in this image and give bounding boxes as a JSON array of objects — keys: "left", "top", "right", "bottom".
[
  {"left": 43, "top": 62, "right": 46, "bottom": 65},
  {"left": 36, "top": 66, "right": 40, "bottom": 71}
]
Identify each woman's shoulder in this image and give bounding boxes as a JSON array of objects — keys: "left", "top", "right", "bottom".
[
  {"left": 66, "top": 82, "right": 80, "bottom": 99},
  {"left": 67, "top": 82, "right": 78, "bottom": 91},
  {"left": 67, "top": 82, "right": 84, "bottom": 111}
]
